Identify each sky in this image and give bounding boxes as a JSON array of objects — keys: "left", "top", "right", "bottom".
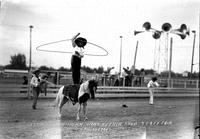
[{"left": 0, "top": 0, "right": 199, "bottom": 73}]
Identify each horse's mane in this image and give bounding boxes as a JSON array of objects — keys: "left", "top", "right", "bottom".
[{"left": 88, "top": 79, "right": 98, "bottom": 87}]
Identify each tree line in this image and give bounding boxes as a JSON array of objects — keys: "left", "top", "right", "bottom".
[
  {"left": 2, "top": 53, "right": 107, "bottom": 73},
  {"left": 1, "top": 53, "right": 199, "bottom": 79}
]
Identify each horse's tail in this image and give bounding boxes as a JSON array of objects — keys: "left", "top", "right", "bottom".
[{"left": 54, "top": 86, "right": 64, "bottom": 108}]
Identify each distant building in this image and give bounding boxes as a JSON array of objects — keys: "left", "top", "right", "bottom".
[
  {"left": 4, "top": 69, "right": 28, "bottom": 74},
  {"left": 3, "top": 69, "right": 28, "bottom": 78}
]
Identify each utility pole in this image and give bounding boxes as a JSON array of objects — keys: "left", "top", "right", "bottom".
[
  {"left": 199, "top": 12, "right": 200, "bottom": 88},
  {"left": 28, "top": 25, "right": 33, "bottom": 98},
  {"left": 132, "top": 41, "right": 138, "bottom": 75},
  {"left": 168, "top": 37, "right": 173, "bottom": 87},
  {"left": 191, "top": 30, "right": 196, "bottom": 75},
  {"left": 29, "top": 25, "right": 33, "bottom": 71},
  {"left": 119, "top": 36, "right": 123, "bottom": 77}
]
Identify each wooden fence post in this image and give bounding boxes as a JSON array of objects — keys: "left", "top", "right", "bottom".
[{"left": 184, "top": 81, "right": 187, "bottom": 88}]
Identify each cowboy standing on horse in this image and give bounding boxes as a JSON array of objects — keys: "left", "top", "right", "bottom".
[{"left": 71, "top": 33, "right": 87, "bottom": 84}]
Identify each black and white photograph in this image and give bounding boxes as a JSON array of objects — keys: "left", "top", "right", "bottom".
[{"left": 0, "top": 0, "right": 199, "bottom": 138}]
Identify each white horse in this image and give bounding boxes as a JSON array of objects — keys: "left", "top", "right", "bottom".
[{"left": 55, "top": 80, "right": 97, "bottom": 121}]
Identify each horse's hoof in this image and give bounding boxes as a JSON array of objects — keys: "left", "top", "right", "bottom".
[
  {"left": 76, "top": 117, "right": 80, "bottom": 121},
  {"left": 84, "top": 117, "right": 88, "bottom": 121}
]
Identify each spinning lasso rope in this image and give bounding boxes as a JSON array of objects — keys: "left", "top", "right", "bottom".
[{"left": 36, "top": 39, "right": 108, "bottom": 56}]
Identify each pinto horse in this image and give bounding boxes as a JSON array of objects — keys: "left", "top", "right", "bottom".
[{"left": 55, "top": 79, "right": 98, "bottom": 120}]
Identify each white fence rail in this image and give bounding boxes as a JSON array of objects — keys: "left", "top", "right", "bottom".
[
  {"left": 0, "top": 84, "right": 199, "bottom": 98},
  {"left": 100, "top": 76, "right": 199, "bottom": 88}
]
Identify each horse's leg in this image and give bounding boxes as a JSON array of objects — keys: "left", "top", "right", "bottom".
[
  {"left": 58, "top": 95, "right": 68, "bottom": 117},
  {"left": 55, "top": 86, "right": 64, "bottom": 108},
  {"left": 76, "top": 104, "right": 81, "bottom": 121},
  {"left": 83, "top": 102, "right": 88, "bottom": 121},
  {"left": 57, "top": 94, "right": 63, "bottom": 117}
]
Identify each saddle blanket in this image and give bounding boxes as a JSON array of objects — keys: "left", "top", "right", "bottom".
[{"left": 62, "top": 84, "right": 80, "bottom": 103}]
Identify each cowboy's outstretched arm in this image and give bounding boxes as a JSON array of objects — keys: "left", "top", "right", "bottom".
[{"left": 71, "top": 33, "right": 80, "bottom": 47}]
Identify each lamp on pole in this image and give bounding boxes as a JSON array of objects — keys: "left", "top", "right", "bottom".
[{"left": 135, "top": 22, "right": 190, "bottom": 88}]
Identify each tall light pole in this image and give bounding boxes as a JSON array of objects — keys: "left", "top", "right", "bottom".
[
  {"left": 132, "top": 41, "right": 139, "bottom": 75},
  {"left": 191, "top": 30, "right": 196, "bottom": 75},
  {"left": 199, "top": 12, "right": 200, "bottom": 88},
  {"left": 119, "top": 36, "right": 123, "bottom": 77},
  {"left": 168, "top": 37, "right": 173, "bottom": 87},
  {"left": 28, "top": 25, "right": 33, "bottom": 98},
  {"left": 29, "top": 25, "right": 33, "bottom": 71},
  {"left": 119, "top": 35, "right": 127, "bottom": 107}
]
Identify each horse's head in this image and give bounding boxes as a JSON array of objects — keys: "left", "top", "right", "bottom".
[{"left": 88, "top": 79, "right": 98, "bottom": 99}]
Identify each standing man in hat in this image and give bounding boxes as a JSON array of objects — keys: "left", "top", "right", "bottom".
[
  {"left": 71, "top": 33, "right": 87, "bottom": 84},
  {"left": 30, "top": 69, "right": 54, "bottom": 109},
  {"left": 147, "top": 76, "right": 159, "bottom": 105},
  {"left": 30, "top": 69, "right": 41, "bottom": 109}
]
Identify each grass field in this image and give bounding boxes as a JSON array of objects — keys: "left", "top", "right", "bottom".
[{"left": 0, "top": 96, "right": 199, "bottom": 139}]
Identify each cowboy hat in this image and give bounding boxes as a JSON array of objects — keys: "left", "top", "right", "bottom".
[{"left": 75, "top": 37, "right": 87, "bottom": 48}]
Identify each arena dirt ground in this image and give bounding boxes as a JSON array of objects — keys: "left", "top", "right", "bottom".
[{"left": 0, "top": 96, "right": 199, "bottom": 139}]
